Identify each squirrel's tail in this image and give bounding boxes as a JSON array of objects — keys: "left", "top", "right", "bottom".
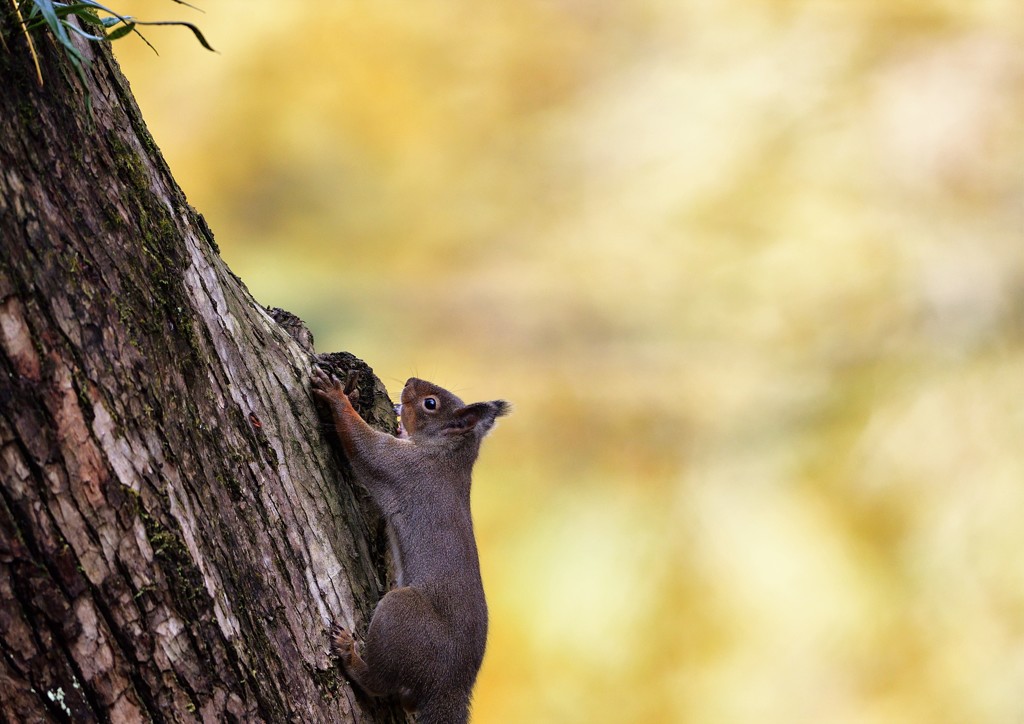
[{"left": 417, "top": 692, "right": 470, "bottom": 724}]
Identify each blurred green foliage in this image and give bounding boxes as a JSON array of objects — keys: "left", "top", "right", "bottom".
[{"left": 117, "top": 1, "right": 1024, "bottom": 721}]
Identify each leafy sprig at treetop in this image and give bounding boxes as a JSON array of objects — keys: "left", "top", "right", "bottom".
[{"left": 6, "top": 0, "right": 214, "bottom": 86}]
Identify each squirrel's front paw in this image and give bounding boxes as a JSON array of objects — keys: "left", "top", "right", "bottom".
[
  {"left": 311, "top": 367, "right": 338, "bottom": 396},
  {"left": 311, "top": 367, "right": 361, "bottom": 407},
  {"left": 311, "top": 367, "right": 347, "bottom": 404}
]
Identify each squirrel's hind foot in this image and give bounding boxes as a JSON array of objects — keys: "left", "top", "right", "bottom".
[{"left": 329, "top": 622, "right": 360, "bottom": 666}]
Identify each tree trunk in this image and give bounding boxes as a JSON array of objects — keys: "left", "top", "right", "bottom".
[{"left": 0, "top": 19, "right": 409, "bottom": 724}]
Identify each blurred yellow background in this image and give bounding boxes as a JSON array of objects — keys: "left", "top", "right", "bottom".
[{"left": 116, "top": 2, "right": 1024, "bottom": 722}]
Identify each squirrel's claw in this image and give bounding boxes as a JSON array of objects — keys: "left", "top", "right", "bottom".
[{"left": 343, "top": 370, "right": 361, "bottom": 403}]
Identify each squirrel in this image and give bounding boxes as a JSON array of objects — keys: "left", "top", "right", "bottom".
[{"left": 311, "top": 367, "right": 510, "bottom": 724}]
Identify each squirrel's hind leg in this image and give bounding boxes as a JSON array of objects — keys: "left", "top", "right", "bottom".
[
  {"left": 330, "top": 587, "right": 441, "bottom": 702},
  {"left": 361, "top": 587, "right": 445, "bottom": 703}
]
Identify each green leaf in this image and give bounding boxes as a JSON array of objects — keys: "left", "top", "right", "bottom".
[
  {"left": 130, "top": 26, "right": 159, "bottom": 55},
  {"left": 73, "top": 9, "right": 106, "bottom": 28},
  {"left": 45, "top": 3, "right": 97, "bottom": 20},
  {"left": 105, "top": 21, "right": 134, "bottom": 41},
  {"left": 66, "top": 0, "right": 130, "bottom": 23},
  {"left": 134, "top": 19, "right": 215, "bottom": 52},
  {"left": 61, "top": 17, "right": 104, "bottom": 41},
  {"left": 32, "top": 0, "right": 78, "bottom": 53}
]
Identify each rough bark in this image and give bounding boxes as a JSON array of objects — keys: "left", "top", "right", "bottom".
[{"left": 0, "top": 18, "right": 409, "bottom": 724}]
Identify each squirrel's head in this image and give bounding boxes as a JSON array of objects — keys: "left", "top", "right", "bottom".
[{"left": 396, "top": 377, "right": 510, "bottom": 445}]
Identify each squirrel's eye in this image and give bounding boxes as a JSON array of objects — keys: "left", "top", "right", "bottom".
[{"left": 423, "top": 397, "right": 437, "bottom": 411}]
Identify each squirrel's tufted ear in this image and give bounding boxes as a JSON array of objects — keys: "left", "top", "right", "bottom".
[{"left": 446, "top": 400, "right": 511, "bottom": 437}]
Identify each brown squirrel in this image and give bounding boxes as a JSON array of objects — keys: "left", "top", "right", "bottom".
[{"left": 311, "top": 367, "right": 509, "bottom": 724}]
